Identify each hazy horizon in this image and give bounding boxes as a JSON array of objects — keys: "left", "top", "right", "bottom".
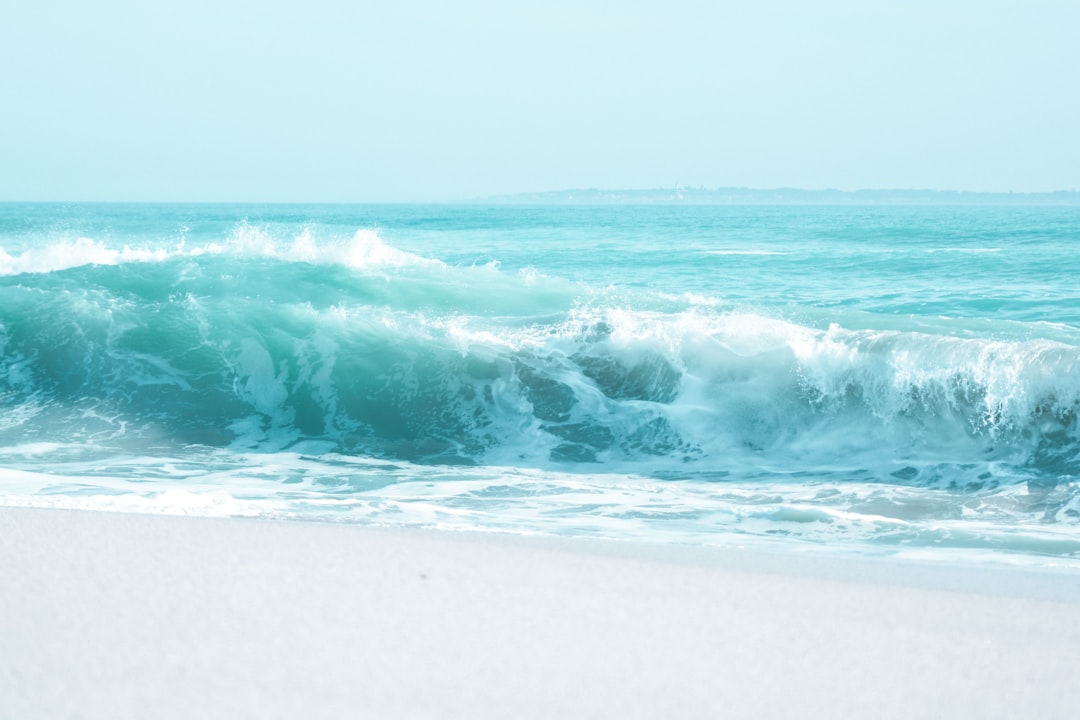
[
  {"left": 4, "top": 185, "right": 1080, "bottom": 206},
  {"left": 3, "top": 1, "right": 1078, "bottom": 202}
]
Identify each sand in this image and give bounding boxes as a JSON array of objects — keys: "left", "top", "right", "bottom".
[{"left": 2, "top": 506, "right": 1079, "bottom": 719}]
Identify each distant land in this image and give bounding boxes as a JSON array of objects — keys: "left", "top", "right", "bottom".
[{"left": 478, "top": 187, "right": 1080, "bottom": 205}]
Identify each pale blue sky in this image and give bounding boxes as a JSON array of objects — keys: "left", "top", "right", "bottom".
[{"left": 2, "top": 1, "right": 1077, "bottom": 201}]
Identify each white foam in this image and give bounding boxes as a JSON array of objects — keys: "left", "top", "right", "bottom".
[
  {"left": 0, "top": 227, "right": 440, "bottom": 276},
  {"left": 0, "top": 442, "right": 82, "bottom": 457},
  {"left": 201, "top": 224, "right": 442, "bottom": 270},
  {"left": 364, "top": 305, "right": 1080, "bottom": 440},
  {"left": 0, "top": 488, "right": 272, "bottom": 517},
  {"left": 0, "top": 238, "right": 171, "bottom": 275}
]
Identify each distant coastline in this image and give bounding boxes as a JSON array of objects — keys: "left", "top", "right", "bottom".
[{"left": 478, "top": 187, "right": 1080, "bottom": 206}]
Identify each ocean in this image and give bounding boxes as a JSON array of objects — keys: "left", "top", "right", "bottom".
[{"left": 2, "top": 202, "right": 1079, "bottom": 564}]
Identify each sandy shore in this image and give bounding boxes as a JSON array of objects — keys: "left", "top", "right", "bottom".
[{"left": 2, "top": 507, "right": 1079, "bottom": 719}]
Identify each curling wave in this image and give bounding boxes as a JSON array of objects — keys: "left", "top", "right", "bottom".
[{"left": 2, "top": 231, "right": 1079, "bottom": 494}]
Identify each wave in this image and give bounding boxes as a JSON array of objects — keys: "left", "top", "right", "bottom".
[
  {"left": 2, "top": 233, "right": 1080, "bottom": 492},
  {"left": 0, "top": 224, "right": 440, "bottom": 276},
  {"left": 0, "top": 238, "right": 172, "bottom": 276}
]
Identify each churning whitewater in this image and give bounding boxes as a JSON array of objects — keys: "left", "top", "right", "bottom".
[{"left": 2, "top": 203, "right": 1079, "bottom": 561}]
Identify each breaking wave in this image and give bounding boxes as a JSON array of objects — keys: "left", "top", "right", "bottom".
[
  {"left": 3, "top": 206, "right": 1080, "bottom": 563},
  {"left": 2, "top": 230, "right": 1079, "bottom": 494}
]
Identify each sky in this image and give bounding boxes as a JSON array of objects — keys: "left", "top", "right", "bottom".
[{"left": 2, "top": 0, "right": 1078, "bottom": 201}]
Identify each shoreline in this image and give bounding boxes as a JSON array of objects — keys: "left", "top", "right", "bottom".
[{"left": 3, "top": 506, "right": 1080, "bottom": 718}]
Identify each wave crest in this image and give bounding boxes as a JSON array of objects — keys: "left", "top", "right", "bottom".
[{"left": 0, "top": 225, "right": 438, "bottom": 276}]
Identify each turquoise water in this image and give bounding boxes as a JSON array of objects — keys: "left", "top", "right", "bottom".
[{"left": 2, "top": 202, "right": 1080, "bottom": 562}]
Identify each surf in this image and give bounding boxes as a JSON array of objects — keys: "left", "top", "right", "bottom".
[
  {"left": 2, "top": 233, "right": 1079, "bottom": 482},
  {"left": 3, "top": 203, "right": 1080, "bottom": 561}
]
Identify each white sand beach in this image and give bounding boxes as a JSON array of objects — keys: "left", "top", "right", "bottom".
[{"left": 2, "top": 506, "right": 1079, "bottom": 719}]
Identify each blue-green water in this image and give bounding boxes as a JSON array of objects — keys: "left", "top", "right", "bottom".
[{"left": 2, "top": 202, "right": 1080, "bottom": 562}]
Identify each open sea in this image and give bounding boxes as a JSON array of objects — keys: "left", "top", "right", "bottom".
[{"left": 2, "top": 202, "right": 1079, "bottom": 564}]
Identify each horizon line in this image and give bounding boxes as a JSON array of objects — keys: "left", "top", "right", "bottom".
[{"left": 2, "top": 186, "right": 1079, "bottom": 205}]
